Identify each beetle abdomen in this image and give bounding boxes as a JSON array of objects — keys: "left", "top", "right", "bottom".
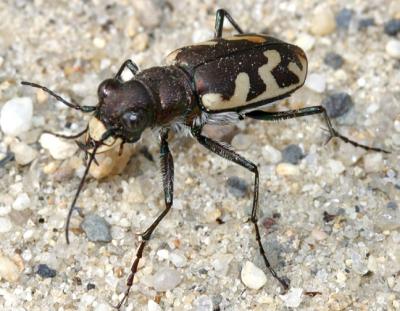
[{"left": 166, "top": 34, "right": 307, "bottom": 112}]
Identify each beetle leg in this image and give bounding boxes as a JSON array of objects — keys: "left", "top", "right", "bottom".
[
  {"left": 245, "top": 106, "right": 389, "bottom": 153},
  {"left": 214, "top": 9, "right": 244, "bottom": 38},
  {"left": 191, "top": 126, "right": 289, "bottom": 291},
  {"left": 114, "top": 59, "right": 140, "bottom": 81},
  {"left": 116, "top": 128, "right": 174, "bottom": 309}
]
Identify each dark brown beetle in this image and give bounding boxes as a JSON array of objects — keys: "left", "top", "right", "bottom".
[{"left": 22, "top": 9, "right": 388, "bottom": 309}]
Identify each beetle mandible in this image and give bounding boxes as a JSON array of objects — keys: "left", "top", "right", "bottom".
[{"left": 22, "top": 8, "right": 388, "bottom": 309}]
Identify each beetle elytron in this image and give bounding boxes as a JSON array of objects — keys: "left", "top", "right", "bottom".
[{"left": 22, "top": 9, "right": 388, "bottom": 309}]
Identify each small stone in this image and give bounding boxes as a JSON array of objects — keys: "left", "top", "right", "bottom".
[
  {"left": 132, "top": 0, "right": 163, "bottom": 28},
  {"left": 87, "top": 283, "right": 96, "bottom": 290},
  {"left": 148, "top": 300, "right": 162, "bottom": 311},
  {"left": 202, "top": 124, "right": 237, "bottom": 143},
  {"left": 351, "top": 251, "right": 369, "bottom": 275},
  {"left": 295, "top": 33, "right": 315, "bottom": 51},
  {"left": 276, "top": 163, "right": 300, "bottom": 176},
  {"left": 0, "top": 254, "right": 20, "bottom": 282},
  {"left": 93, "top": 37, "right": 106, "bottom": 49},
  {"left": 335, "top": 8, "right": 354, "bottom": 30},
  {"left": 386, "top": 40, "right": 400, "bottom": 58},
  {"left": 384, "top": 19, "right": 400, "bottom": 36},
  {"left": 193, "top": 295, "right": 213, "bottom": 311},
  {"left": 321, "top": 93, "right": 353, "bottom": 118},
  {"left": 36, "top": 264, "right": 56, "bottom": 278},
  {"left": 375, "top": 208, "right": 400, "bottom": 231},
  {"left": 170, "top": 251, "right": 187, "bottom": 268},
  {"left": 310, "top": 5, "right": 336, "bottom": 36},
  {"left": 281, "top": 144, "right": 304, "bottom": 165},
  {"left": 327, "top": 159, "right": 346, "bottom": 175},
  {"left": 394, "top": 115, "right": 400, "bottom": 132},
  {"left": 0, "top": 97, "right": 33, "bottom": 136},
  {"left": 363, "top": 153, "right": 383, "bottom": 173},
  {"left": 12, "top": 193, "right": 31, "bottom": 211},
  {"left": 226, "top": 176, "right": 248, "bottom": 198},
  {"left": 387, "top": 201, "right": 398, "bottom": 210},
  {"left": 39, "top": 133, "right": 78, "bottom": 160},
  {"left": 132, "top": 33, "right": 149, "bottom": 52},
  {"left": 305, "top": 73, "right": 326, "bottom": 93},
  {"left": 151, "top": 267, "right": 182, "bottom": 291},
  {"left": 157, "top": 249, "right": 169, "bottom": 261},
  {"left": 211, "top": 254, "right": 233, "bottom": 276},
  {"left": 336, "top": 270, "right": 347, "bottom": 283},
  {"left": 311, "top": 228, "right": 328, "bottom": 241},
  {"left": 81, "top": 214, "right": 112, "bottom": 243},
  {"left": 0, "top": 217, "right": 13, "bottom": 233},
  {"left": 10, "top": 142, "right": 38, "bottom": 166},
  {"left": 358, "top": 18, "right": 375, "bottom": 30},
  {"left": 231, "top": 134, "right": 252, "bottom": 150},
  {"left": 241, "top": 261, "right": 267, "bottom": 290},
  {"left": 262, "top": 145, "right": 282, "bottom": 164},
  {"left": 279, "top": 288, "right": 303, "bottom": 308},
  {"left": 324, "top": 52, "right": 344, "bottom": 69}
]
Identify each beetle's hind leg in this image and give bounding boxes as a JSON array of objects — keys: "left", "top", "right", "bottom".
[
  {"left": 245, "top": 106, "right": 389, "bottom": 153},
  {"left": 116, "top": 129, "right": 174, "bottom": 309},
  {"left": 214, "top": 9, "right": 244, "bottom": 38},
  {"left": 191, "top": 126, "right": 289, "bottom": 291}
]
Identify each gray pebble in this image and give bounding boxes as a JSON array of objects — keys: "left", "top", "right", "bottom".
[
  {"left": 281, "top": 144, "right": 304, "bottom": 165},
  {"left": 36, "top": 264, "right": 56, "bottom": 278},
  {"left": 384, "top": 19, "right": 400, "bottom": 37},
  {"left": 321, "top": 92, "right": 354, "bottom": 118},
  {"left": 80, "top": 214, "right": 112, "bottom": 243},
  {"left": 358, "top": 17, "right": 375, "bottom": 30},
  {"left": 324, "top": 52, "right": 344, "bottom": 69},
  {"left": 386, "top": 201, "right": 398, "bottom": 210},
  {"left": 226, "top": 176, "right": 248, "bottom": 198},
  {"left": 335, "top": 8, "right": 354, "bottom": 30},
  {"left": 151, "top": 267, "right": 182, "bottom": 292}
]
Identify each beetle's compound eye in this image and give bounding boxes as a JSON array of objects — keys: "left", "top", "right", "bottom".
[
  {"left": 97, "top": 79, "right": 119, "bottom": 100},
  {"left": 121, "top": 111, "right": 147, "bottom": 132}
]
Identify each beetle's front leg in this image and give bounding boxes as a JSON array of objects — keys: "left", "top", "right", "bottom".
[
  {"left": 114, "top": 59, "right": 140, "bottom": 81},
  {"left": 214, "top": 9, "right": 244, "bottom": 38},
  {"left": 116, "top": 128, "right": 174, "bottom": 309}
]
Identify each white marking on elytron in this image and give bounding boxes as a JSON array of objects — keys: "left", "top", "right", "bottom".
[
  {"left": 224, "top": 35, "right": 267, "bottom": 43},
  {"left": 87, "top": 118, "right": 122, "bottom": 153},
  {"left": 247, "top": 49, "right": 307, "bottom": 104},
  {"left": 202, "top": 72, "right": 250, "bottom": 110},
  {"left": 165, "top": 48, "right": 182, "bottom": 65}
]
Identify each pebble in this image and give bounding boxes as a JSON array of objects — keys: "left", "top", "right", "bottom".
[
  {"left": 0, "top": 254, "right": 20, "bottom": 282},
  {"left": 384, "top": 19, "right": 400, "bottom": 36},
  {"left": 226, "top": 176, "right": 248, "bottom": 198},
  {"left": 279, "top": 288, "right": 303, "bottom": 308},
  {"left": 310, "top": 5, "right": 336, "bottom": 36},
  {"left": 170, "top": 251, "right": 187, "bottom": 268},
  {"left": 327, "top": 159, "right": 346, "bottom": 175},
  {"left": 386, "top": 201, "right": 398, "bottom": 210},
  {"left": 363, "top": 153, "right": 383, "bottom": 173},
  {"left": 193, "top": 295, "right": 213, "bottom": 311},
  {"left": 36, "top": 264, "right": 57, "bottom": 278},
  {"left": 240, "top": 261, "right": 267, "bottom": 290},
  {"left": 358, "top": 18, "right": 375, "bottom": 30},
  {"left": 211, "top": 254, "right": 233, "bottom": 276},
  {"left": 262, "top": 145, "right": 282, "bottom": 164},
  {"left": 39, "top": 133, "right": 78, "bottom": 160},
  {"left": 132, "top": 0, "right": 162, "bottom": 28},
  {"left": 150, "top": 267, "right": 182, "bottom": 292},
  {"left": 231, "top": 134, "right": 252, "bottom": 150},
  {"left": 351, "top": 251, "right": 369, "bottom": 275},
  {"left": 12, "top": 192, "right": 31, "bottom": 211},
  {"left": 202, "top": 124, "right": 237, "bottom": 143},
  {"left": 295, "top": 33, "right": 315, "bottom": 51},
  {"left": 335, "top": 8, "right": 354, "bottom": 30},
  {"left": 10, "top": 141, "right": 38, "bottom": 165},
  {"left": 321, "top": 93, "right": 353, "bottom": 118},
  {"left": 281, "top": 144, "right": 304, "bottom": 165},
  {"left": 0, "top": 97, "right": 33, "bottom": 136},
  {"left": 324, "top": 52, "right": 344, "bottom": 69},
  {"left": 375, "top": 208, "right": 400, "bottom": 231},
  {"left": 148, "top": 300, "right": 162, "bottom": 311},
  {"left": 0, "top": 217, "right": 13, "bottom": 233},
  {"left": 386, "top": 40, "right": 400, "bottom": 58},
  {"left": 305, "top": 73, "right": 326, "bottom": 93},
  {"left": 80, "top": 214, "right": 112, "bottom": 243},
  {"left": 132, "top": 33, "right": 149, "bottom": 52},
  {"left": 276, "top": 163, "right": 300, "bottom": 176}
]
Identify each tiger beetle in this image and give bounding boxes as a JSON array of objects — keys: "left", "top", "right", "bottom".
[{"left": 22, "top": 8, "right": 389, "bottom": 309}]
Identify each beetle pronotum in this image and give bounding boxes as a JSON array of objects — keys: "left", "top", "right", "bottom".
[{"left": 22, "top": 8, "right": 388, "bottom": 309}]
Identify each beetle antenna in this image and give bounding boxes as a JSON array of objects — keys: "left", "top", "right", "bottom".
[
  {"left": 42, "top": 126, "right": 89, "bottom": 140},
  {"left": 21, "top": 81, "right": 96, "bottom": 113}
]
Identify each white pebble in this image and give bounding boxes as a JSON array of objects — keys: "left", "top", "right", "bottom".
[
  {"left": 241, "top": 261, "right": 267, "bottom": 290},
  {"left": 276, "top": 163, "right": 300, "bottom": 176},
  {"left": 148, "top": 300, "right": 162, "bottom": 311},
  {"left": 310, "top": 5, "right": 336, "bottom": 36},
  {"left": 262, "top": 145, "right": 282, "bottom": 164},
  {"left": 12, "top": 193, "right": 31, "bottom": 211},
  {"left": 295, "top": 33, "right": 316, "bottom": 51},
  {"left": 151, "top": 267, "right": 182, "bottom": 291},
  {"left": 394, "top": 115, "right": 400, "bottom": 132},
  {"left": 93, "top": 37, "right": 106, "bottom": 49},
  {"left": 10, "top": 142, "right": 38, "bottom": 165},
  {"left": 386, "top": 40, "right": 400, "bottom": 58},
  {"left": 170, "top": 251, "right": 187, "bottom": 268},
  {"left": 0, "top": 217, "right": 13, "bottom": 233},
  {"left": 39, "top": 133, "right": 78, "bottom": 160},
  {"left": 279, "top": 288, "right": 303, "bottom": 308},
  {"left": 0, "top": 97, "right": 33, "bottom": 136},
  {"left": 327, "top": 159, "right": 346, "bottom": 175},
  {"left": 363, "top": 153, "right": 383, "bottom": 173},
  {"left": 0, "top": 254, "right": 20, "bottom": 282},
  {"left": 157, "top": 249, "right": 169, "bottom": 261},
  {"left": 305, "top": 73, "right": 326, "bottom": 93}
]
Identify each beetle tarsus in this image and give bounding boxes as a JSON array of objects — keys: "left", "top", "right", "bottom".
[{"left": 215, "top": 8, "right": 244, "bottom": 38}]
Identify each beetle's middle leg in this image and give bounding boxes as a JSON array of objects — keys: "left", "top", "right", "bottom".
[
  {"left": 192, "top": 126, "right": 289, "bottom": 291},
  {"left": 214, "top": 9, "right": 244, "bottom": 38},
  {"left": 116, "top": 128, "right": 174, "bottom": 309},
  {"left": 245, "top": 106, "right": 389, "bottom": 153},
  {"left": 114, "top": 59, "right": 139, "bottom": 81}
]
